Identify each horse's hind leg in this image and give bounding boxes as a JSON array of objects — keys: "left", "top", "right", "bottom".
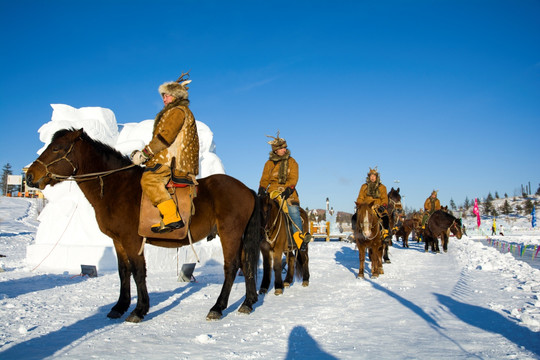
[
  {"left": 272, "top": 250, "right": 285, "bottom": 295},
  {"left": 382, "top": 243, "right": 391, "bottom": 263},
  {"left": 298, "top": 249, "right": 310, "bottom": 287},
  {"left": 259, "top": 244, "right": 272, "bottom": 294}
]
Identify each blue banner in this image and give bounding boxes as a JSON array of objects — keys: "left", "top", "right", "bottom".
[{"left": 532, "top": 206, "right": 536, "bottom": 228}]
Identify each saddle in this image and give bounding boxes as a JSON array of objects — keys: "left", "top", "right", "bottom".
[{"left": 138, "top": 178, "right": 197, "bottom": 240}]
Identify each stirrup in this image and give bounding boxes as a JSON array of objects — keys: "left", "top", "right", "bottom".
[{"left": 151, "top": 219, "right": 185, "bottom": 234}]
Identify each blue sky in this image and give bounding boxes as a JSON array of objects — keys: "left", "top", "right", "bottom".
[{"left": 1, "top": 0, "right": 539, "bottom": 212}]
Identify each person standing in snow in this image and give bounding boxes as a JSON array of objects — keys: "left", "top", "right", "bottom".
[
  {"left": 499, "top": 224, "right": 504, "bottom": 236},
  {"left": 421, "top": 190, "right": 441, "bottom": 229},
  {"left": 491, "top": 218, "right": 497, "bottom": 235},
  {"left": 258, "top": 133, "right": 311, "bottom": 250},
  {"left": 130, "top": 72, "right": 199, "bottom": 233},
  {"left": 355, "top": 167, "right": 392, "bottom": 244}
]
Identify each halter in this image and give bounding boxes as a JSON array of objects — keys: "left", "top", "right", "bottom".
[{"left": 262, "top": 196, "right": 296, "bottom": 252}]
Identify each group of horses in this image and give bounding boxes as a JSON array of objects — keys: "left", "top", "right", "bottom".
[
  {"left": 25, "top": 129, "right": 463, "bottom": 323},
  {"left": 351, "top": 187, "right": 464, "bottom": 279}
]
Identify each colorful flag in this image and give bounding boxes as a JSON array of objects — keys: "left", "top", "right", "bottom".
[
  {"left": 473, "top": 198, "right": 481, "bottom": 227},
  {"left": 532, "top": 206, "right": 536, "bottom": 228}
]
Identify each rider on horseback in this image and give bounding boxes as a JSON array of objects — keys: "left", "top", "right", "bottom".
[
  {"left": 421, "top": 190, "right": 441, "bottom": 229},
  {"left": 258, "top": 132, "right": 311, "bottom": 251},
  {"left": 356, "top": 167, "right": 392, "bottom": 244},
  {"left": 130, "top": 72, "right": 199, "bottom": 233}
]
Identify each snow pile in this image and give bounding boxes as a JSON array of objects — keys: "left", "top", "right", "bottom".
[{"left": 26, "top": 104, "right": 225, "bottom": 273}]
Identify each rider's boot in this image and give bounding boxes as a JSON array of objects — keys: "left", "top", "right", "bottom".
[
  {"left": 293, "top": 232, "right": 312, "bottom": 251},
  {"left": 151, "top": 199, "right": 184, "bottom": 233},
  {"left": 382, "top": 229, "right": 392, "bottom": 244}
]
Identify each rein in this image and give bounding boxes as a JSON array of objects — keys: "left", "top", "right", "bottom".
[{"left": 356, "top": 208, "right": 381, "bottom": 241}]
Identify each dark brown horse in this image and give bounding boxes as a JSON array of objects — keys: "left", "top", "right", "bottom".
[
  {"left": 385, "top": 187, "right": 404, "bottom": 263},
  {"left": 259, "top": 194, "right": 309, "bottom": 295},
  {"left": 424, "top": 210, "right": 463, "bottom": 253},
  {"left": 25, "top": 129, "right": 261, "bottom": 322},
  {"left": 353, "top": 201, "right": 384, "bottom": 278}
]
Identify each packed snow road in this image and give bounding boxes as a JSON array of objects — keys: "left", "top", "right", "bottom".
[{"left": 1, "top": 197, "right": 539, "bottom": 359}]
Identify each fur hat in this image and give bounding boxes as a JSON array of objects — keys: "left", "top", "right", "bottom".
[
  {"left": 266, "top": 131, "right": 287, "bottom": 151},
  {"left": 367, "top": 167, "right": 379, "bottom": 177},
  {"left": 431, "top": 190, "right": 438, "bottom": 197},
  {"left": 158, "top": 71, "right": 191, "bottom": 100}
]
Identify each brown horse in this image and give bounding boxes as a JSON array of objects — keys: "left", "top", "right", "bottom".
[
  {"left": 353, "top": 201, "right": 384, "bottom": 278},
  {"left": 25, "top": 129, "right": 261, "bottom": 322},
  {"left": 395, "top": 217, "right": 420, "bottom": 248},
  {"left": 259, "top": 194, "right": 310, "bottom": 295},
  {"left": 385, "top": 187, "right": 404, "bottom": 263},
  {"left": 424, "top": 210, "right": 463, "bottom": 253}
]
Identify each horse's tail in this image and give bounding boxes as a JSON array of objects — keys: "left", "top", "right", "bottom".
[{"left": 242, "top": 190, "right": 262, "bottom": 282}]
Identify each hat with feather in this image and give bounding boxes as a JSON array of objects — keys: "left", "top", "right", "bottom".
[
  {"left": 266, "top": 131, "right": 287, "bottom": 152},
  {"left": 158, "top": 71, "right": 191, "bottom": 100}
]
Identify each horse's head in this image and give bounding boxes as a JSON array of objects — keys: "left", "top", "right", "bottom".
[
  {"left": 450, "top": 217, "right": 463, "bottom": 239},
  {"left": 26, "top": 128, "right": 84, "bottom": 190},
  {"left": 354, "top": 200, "right": 378, "bottom": 239}
]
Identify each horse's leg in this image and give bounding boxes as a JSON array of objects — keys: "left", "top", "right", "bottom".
[
  {"left": 299, "top": 249, "right": 310, "bottom": 287},
  {"left": 207, "top": 234, "right": 243, "bottom": 320},
  {"left": 107, "top": 241, "right": 132, "bottom": 319},
  {"left": 284, "top": 252, "right": 295, "bottom": 287},
  {"left": 383, "top": 243, "right": 391, "bottom": 263},
  {"left": 442, "top": 233, "right": 448, "bottom": 252},
  {"left": 371, "top": 246, "right": 381, "bottom": 278},
  {"left": 259, "top": 244, "right": 272, "bottom": 294},
  {"left": 273, "top": 249, "right": 285, "bottom": 295},
  {"left": 357, "top": 243, "right": 366, "bottom": 278}
]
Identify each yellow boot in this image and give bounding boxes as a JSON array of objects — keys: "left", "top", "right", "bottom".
[
  {"left": 293, "top": 232, "right": 312, "bottom": 251},
  {"left": 382, "top": 229, "right": 392, "bottom": 244},
  {"left": 151, "top": 199, "right": 184, "bottom": 234}
]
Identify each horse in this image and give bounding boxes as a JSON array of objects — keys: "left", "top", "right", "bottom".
[
  {"left": 385, "top": 187, "right": 404, "bottom": 263},
  {"left": 395, "top": 217, "right": 420, "bottom": 248},
  {"left": 353, "top": 201, "right": 384, "bottom": 278},
  {"left": 25, "top": 128, "right": 261, "bottom": 322},
  {"left": 259, "top": 193, "right": 310, "bottom": 295},
  {"left": 423, "top": 210, "right": 463, "bottom": 253}
]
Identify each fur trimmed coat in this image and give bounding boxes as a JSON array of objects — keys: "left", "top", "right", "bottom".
[
  {"left": 356, "top": 182, "right": 389, "bottom": 207},
  {"left": 146, "top": 104, "right": 199, "bottom": 178},
  {"left": 259, "top": 157, "right": 300, "bottom": 205}
]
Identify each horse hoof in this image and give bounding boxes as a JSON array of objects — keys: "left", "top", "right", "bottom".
[
  {"left": 371, "top": 275, "right": 379, "bottom": 279},
  {"left": 302, "top": 281, "right": 309, "bottom": 287},
  {"left": 356, "top": 274, "right": 364, "bottom": 279},
  {"left": 125, "top": 314, "right": 143, "bottom": 323},
  {"left": 107, "top": 310, "right": 123, "bottom": 319},
  {"left": 238, "top": 305, "right": 252, "bottom": 314},
  {"left": 284, "top": 282, "right": 290, "bottom": 288},
  {"left": 384, "top": 260, "right": 391, "bottom": 264},
  {"left": 206, "top": 310, "right": 222, "bottom": 321},
  {"left": 274, "top": 289, "right": 283, "bottom": 296},
  {"left": 259, "top": 288, "right": 268, "bottom": 294}
]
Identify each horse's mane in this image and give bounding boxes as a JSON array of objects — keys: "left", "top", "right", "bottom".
[{"left": 52, "top": 128, "right": 133, "bottom": 167}]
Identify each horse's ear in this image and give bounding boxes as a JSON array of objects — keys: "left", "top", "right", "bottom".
[
  {"left": 397, "top": 187, "right": 400, "bottom": 193},
  {"left": 75, "top": 128, "right": 84, "bottom": 137},
  {"left": 368, "top": 200, "right": 376, "bottom": 208}
]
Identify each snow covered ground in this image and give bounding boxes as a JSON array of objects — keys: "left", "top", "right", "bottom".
[{"left": 1, "top": 196, "right": 539, "bottom": 359}]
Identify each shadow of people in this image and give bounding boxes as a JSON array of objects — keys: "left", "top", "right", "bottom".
[
  {"left": 285, "top": 326, "right": 338, "bottom": 360},
  {"left": 334, "top": 245, "right": 359, "bottom": 277},
  {"left": 435, "top": 293, "right": 540, "bottom": 356}
]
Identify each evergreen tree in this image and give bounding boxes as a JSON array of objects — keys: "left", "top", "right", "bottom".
[
  {"left": 504, "top": 193, "right": 508, "bottom": 198},
  {"left": 1, "top": 163, "right": 13, "bottom": 196},
  {"left": 536, "top": 185, "right": 540, "bottom": 196},
  {"left": 516, "top": 204, "right": 523, "bottom": 214},
  {"left": 523, "top": 199, "right": 534, "bottom": 214},
  {"left": 495, "top": 191, "right": 499, "bottom": 199},
  {"left": 449, "top": 198, "right": 456, "bottom": 210},
  {"left": 464, "top": 196, "right": 470, "bottom": 209},
  {"left": 501, "top": 200, "right": 512, "bottom": 215},
  {"left": 483, "top": 197, "right": 493, "bottom": 215},
  {"left": 486, "top": 192, "right": 494, "bottom": 201}
]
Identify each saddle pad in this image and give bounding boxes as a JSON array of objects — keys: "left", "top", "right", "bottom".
[{"left": 138, "top": 185, "right": 195, "bottom": 240}]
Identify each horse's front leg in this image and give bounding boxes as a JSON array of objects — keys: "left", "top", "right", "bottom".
[
  {"left": 107, "top": 243, "right": 132, "bottom": 319},
  {"left": 299, "top": 249, "right": 310, "bottom": 287},
  {"left": 357, "top": 243, "right": 366, "bottom": 278},
  {"left": 125, "top": 249, "right": 150, "bottom": 323},
  {"left": 284, "top": 252, "right": 295, "bottom": 287},
  {"left": 207, "top": 254, "right": 241, "bottom": 320},
  {"left": 272, "top": 250, "right": 285, "bottom": 295}
]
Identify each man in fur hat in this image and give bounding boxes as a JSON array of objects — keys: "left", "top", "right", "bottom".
[
  {"left": 355, "top": 167, "right": 392, "bottom": 244},
  {"left": 259, "top": 133, "right": 312, "bottom": 250},
  {"left": 421, "top": 190, "right": 441, "bottom": 229},
  {"left": 131, "top": 73, "right": 199, "bottom": 233}
]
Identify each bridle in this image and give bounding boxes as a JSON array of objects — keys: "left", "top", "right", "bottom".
[
  {"left": 356, "top": 206, "right": 381, "bottom": 241},
  {"left": 33, "top": 137, "right": 136, "bottom": 197}
]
